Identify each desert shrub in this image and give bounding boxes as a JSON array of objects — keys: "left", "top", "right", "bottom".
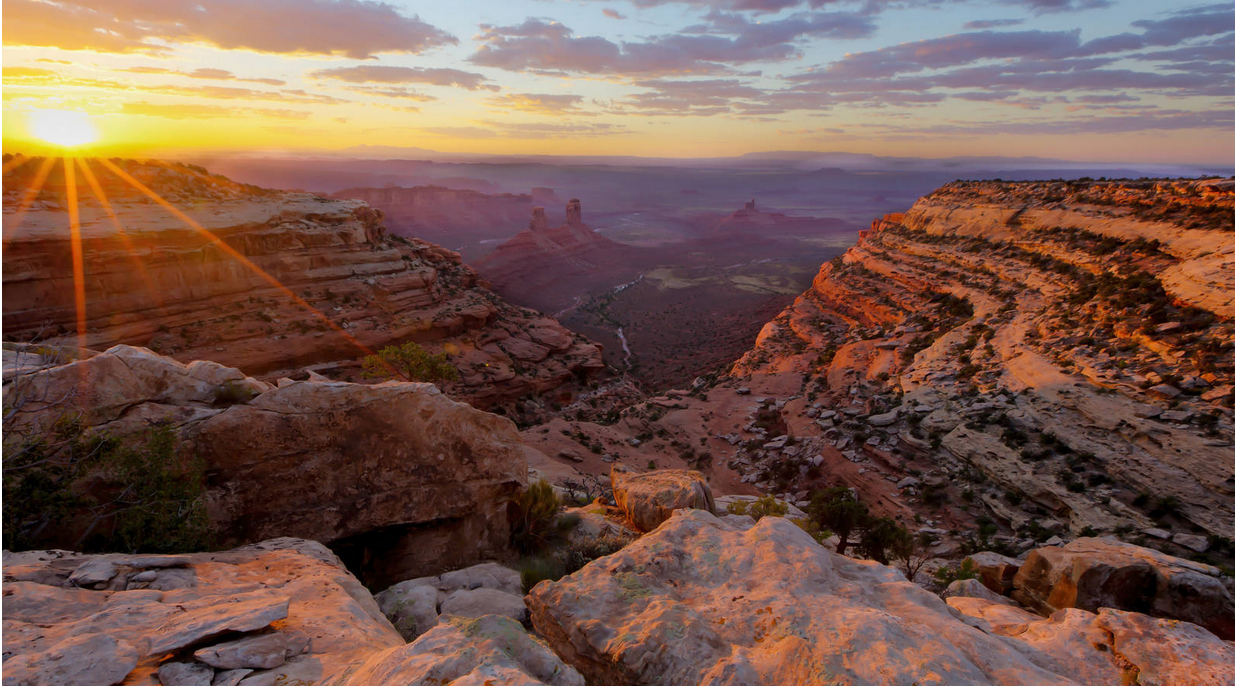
[
  {"left": 3, "top": 418, "right": 212, "bottom": 554},
  {"left": 213, "top": 380, "right": 256, "bottom": 406},
  {"left": 932, "top": 558, "right": 979, "bottom": 591},
  {"left": 362, "top": 341, "right": 458, "bottom": 383},
  {"left": 727, "top": 495, "right": 790, "bottom": 521},
  {"left": 509, "top": 479, "right": 561, "bottom": 554},
  {"left": 519, "top": 556, "right": 565, "bottom": 593}
]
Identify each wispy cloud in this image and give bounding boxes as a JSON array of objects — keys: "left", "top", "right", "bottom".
[
  {"left": 3, "top": 0, "right": 455, "bottom": 58},
  {"left": 309, "top": 65, "right": 494, "bottom": 90}
]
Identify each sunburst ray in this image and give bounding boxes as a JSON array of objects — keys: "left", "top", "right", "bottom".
[{"left": 94, "top": 158, "right": 378, "bottom": 362}]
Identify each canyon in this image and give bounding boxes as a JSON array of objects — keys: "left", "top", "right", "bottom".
[
  {"left": 329, "top": 184, "right": 543, "bottom": 261},
  {"left": 2, "top": 157, "right": 603, "bottom": 414},
  {"left": 521, "top": 177, "right": 1236, "bottom": 560},
  {"left": 2, "top": 162, "right": 1234, "bottom": 685},
  {"left": 476, "top": 199, "right": 642, "bottom": 315}
]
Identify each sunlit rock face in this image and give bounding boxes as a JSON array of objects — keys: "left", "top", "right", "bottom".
[
  {"left": 728, "top": 178, "right": 1234, "bottom": 543},
  {"left": 527, "top": 510, "right": 1234, "bottom": 686},
  {"left": 2, "top": 158, "right": 603, "bottom": 410},
  {"left": 3, "top": 345, "right": 527, "bottom": 587},
  {"left": 1011, "top": 536, "right": 1234, "bottom": 640},
  {"left": 2, "top": 539, "right": 583, "bottom": 686}
]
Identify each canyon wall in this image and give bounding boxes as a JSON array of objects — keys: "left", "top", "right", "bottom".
[
  {"left": 2, "top": 159, "right": 603, "bottom": 409},
  {"left": 733, "top": 178, "right": 1234, "bottom": 539}
]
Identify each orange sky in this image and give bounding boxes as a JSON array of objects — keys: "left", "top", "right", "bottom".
[{"left": 2, "top": 0, "right": 1234, "bottom": 164}]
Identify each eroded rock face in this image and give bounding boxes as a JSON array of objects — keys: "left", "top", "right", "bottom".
[
  {"left": 4, "top": 346, "right": 528, "bottom": 587},
  {"left": 3, "top": 541, "right": 583, "bottom": 686},
  {"left": 526, "top": 510, "right": 1232, "bottom": 685},
  {"left": 2, "top": 539, "right": 403, "bottom": 685},
  {"left": 1011, "top": 536, "right": 1234, "bottom": 639},
  {"left": 725, "top": 178, "right": 1233, "bottom": 543},
  {"left": 375, "top": 562, "right": 525, "bottom": 642},
  {"left": 610, "top": 467, "right": 717, "bottom": 532},
  {"left": 342, "top": 615, "right": 584, "bottom": 686},
  {"left": 2, "top": 159, "right": 602, "bottom": 410}
]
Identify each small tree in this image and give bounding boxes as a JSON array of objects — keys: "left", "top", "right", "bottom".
[
  {"left": 858, "top": 516, "right": 912, "bottom": 565},
  {"left": 807, "top": 486, "right": 871, "bottom": 555},
  {"left": 362, "top": 342, "right": 458, "bottom": 383}
]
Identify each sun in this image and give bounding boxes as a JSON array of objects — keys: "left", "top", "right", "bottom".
[{"left": 29, "top": 110, "right": 99, "bottom": 149}]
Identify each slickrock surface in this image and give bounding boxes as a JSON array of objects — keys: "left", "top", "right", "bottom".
[
  {"left": 476, "top": 200, "right": 642, "bottom": 312},
  {"left": 375, "top": 562, "right": 525, "bottom": 641},
  {"left": 4, "top": 344, "right": 527, "bottom": 587},
  {"left": 2, "top": 539, "right": 402, "bottom": 685},
  {"left": 1011, "top": 536, "right": 1234, "bottom": 639},
  {"left": 526, "top": 510, "right": 1234, "bottom": 686},
  {"left": 3, "top": 540, "right": 583, "bottom": 686},
  {"left": 610, "top": 467, "right": 717, "bottom": 532},
  {"left": 3, "top": 158, "right": 602, "bottom": 410},
  {"left": 343, "top": 615, "right": 584, "bottom": 686}
]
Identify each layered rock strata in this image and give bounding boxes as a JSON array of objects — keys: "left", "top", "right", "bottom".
[{"left": 2, "top": 158, "right": 603, "bottom": 410}]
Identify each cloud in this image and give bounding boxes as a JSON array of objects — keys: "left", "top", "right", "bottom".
[
  {"left": 1008, "top": 0, "right": 1111, "bottom": 13},
  {"left": 123, "top": 66, "right": 286, "bottom": 86},
  {"left": 814, "top": 29, "right": 1084, "bottom": 80},
  {"left": 121, "top": 103, "right": 312, "bottom": 119},
  {"left": 603, "top": 8, "right": 626, "bottom": 19},
  {"left": 421, "top": 126, "right": 498, "bottom": 139},
  {"left": 420, "top": 120, "right": 631, "bottom": 140},
  {"left": 309, "top": 65, "right": 494, "bottom": 90},
  {"left": 3, "top": 67, "right": 58, "bottom": 78},
  {"left": 609, "top": 78, "right": 768, "bottom": 115},
  {"left": 962, "top": 19, "right": 1024, "bottom": 29},
  {"left": 4, "top": 72, "right": 351, "bottom": 105},
  {"left": 3, "top": 0, "right": 455, "bottom": 58},
  {"left": 487, "top": 93, "right": 591, "bottom": 115},
  {"left": 343, "top": 86, "right": 437, "bottom": 101},
  {"left": 469, "top": 13, "right": 875, "bottom": 76}
]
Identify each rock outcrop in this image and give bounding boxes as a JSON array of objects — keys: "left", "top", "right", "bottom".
[
  {"left": 1011, "top": 536, "right": 1234, "bottom": 639},
  {"left": 610, "top": 467, "right": 717, "bottom": 532},
  {"left": 375, "top": 562, "right": 525, "bottom": 641},
  {"left": 3, "top": 158, "right": 603, "bottom": 411},
  {"left": 3, "top": 539, "right": 582, "bottom": 686},
  {"left": 724, "top": 178, "right": 1234, "bottom": 543},
  {"left": 476, "top": 200, "right": 641, "bottom": 312},
  {"left": 4, "top": 344, "right": 528, "bottom": 588},
  {"left": 527, "top": 510, "right": 1233, "bottom": 685},
  {"left": 2, "top": 539, "right": 400, "bottom": 685}
]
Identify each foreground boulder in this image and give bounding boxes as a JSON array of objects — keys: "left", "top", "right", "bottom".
[
  {"left": 1011, "top": 536, "right": 1234, "bottom": 639},
  {"left": 609, "top": 466, "right": 716, "bottom": 532},
  {"left": 375, "top": 562, "right": 525, "bottom": 641},
  {"left": 342, "top": 615, "right": 584, "bottom": 686},
  {"left": 966, "top": 550, "right": 1022, "bottom": 595},
  {"left": 2, "top": 539, "right": 402, "bottom": 685},
  {"left": 4, "top": 345, "right": 527, "bottom": 588},
  {"left": 3, "top": 540, "right": 582, "bottom": 685},
  {"left": 526, "top": 510, "right": 1233, "bottom": 685}
]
